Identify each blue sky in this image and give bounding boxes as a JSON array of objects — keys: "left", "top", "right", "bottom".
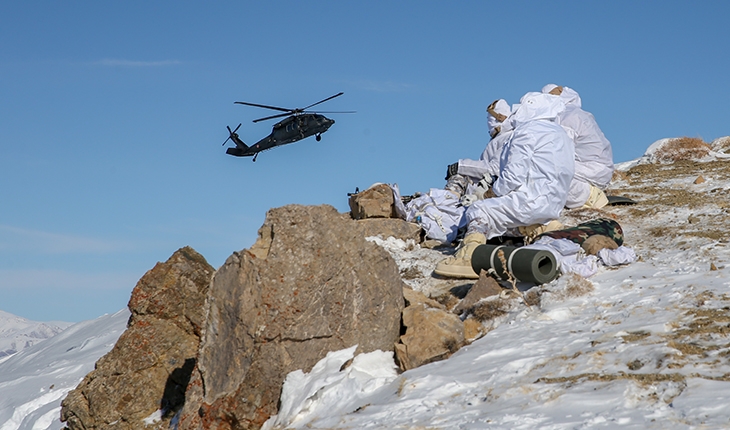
[{"left": 1, "top": 2, "right": 729, "bottom": 322}]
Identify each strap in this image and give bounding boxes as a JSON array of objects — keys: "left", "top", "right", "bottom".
[{"left": 490, "top": 245, "right": 505, "bottom": 278}]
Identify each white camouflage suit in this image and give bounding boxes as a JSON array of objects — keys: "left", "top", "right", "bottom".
[
  {"left": 465, "top": 92, "right": 575, "bottom": 239},
  {"left": 542, "top": 84, "right": 614, "bottom": 208},
  {"left": 456, "top": 99, "right": 514, "bottom": 181}
]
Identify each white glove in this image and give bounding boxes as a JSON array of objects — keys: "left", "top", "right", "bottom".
[
  {"left": 473, "top": 175, "right": 495, "bottom": 199},
  {"left": 460, "top": 194, "right": 479, "bottom": 207}
]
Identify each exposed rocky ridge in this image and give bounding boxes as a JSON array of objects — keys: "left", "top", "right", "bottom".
[
  {"left": 58, "top": 136, "right": 730, "bottom": 430},
  {"left": 61, "top": 247, "right": 215, "bottom": 430},
  {"left": 248, "top": 136, "right": 730, "bottom": 428},
  {"left": 60, "top": 205, "right": 409, "bottom": 430},
  {"left": 177, "top": 204, "right": 405, "bottom": 430}
]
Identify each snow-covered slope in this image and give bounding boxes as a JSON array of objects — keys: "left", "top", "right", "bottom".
[
  {"left": 0, "top": 310, "right": 129, "bottom": 430},
  {"left": 0, "top": 311, "right": 70, "bottom": 358},
  {"left": 264, "top": 139, "right": 730, "bottom": 429}
]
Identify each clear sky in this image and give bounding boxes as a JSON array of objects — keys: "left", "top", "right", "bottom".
[{"left": 1, "top": 2, "right": 729, "bottom": 322}]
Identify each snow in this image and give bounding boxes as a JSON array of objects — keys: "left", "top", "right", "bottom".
[
  {"left": 0, "top": 311, "right": 68, "bottom": 358},
  {"left": 2, "top": 139, "right": 730, "bottom": 429},
  {"left": 143, "top": 409, "right": 164, "bottom": 425},
  {"left": 265, "top": 255, "right": 730, "bottom": 428},
  {"left": 0, "top": 310, "right": 129, "bottom": 430},
  {"left": 263, "top": 346, "right": 398, "bottom": 430}
]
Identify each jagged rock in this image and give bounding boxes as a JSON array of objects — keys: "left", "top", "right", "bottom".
[
  {"left": 403, "top": 286, "right": 445, "bottom": 309},
  {"left": 694, "top": 175, "right": 706, "bottom": 184},
  {"left": 61, "top": 247, "right": 214, "bottom": 430},
  {"left": 453, "top": 274, "right": 503, "bottom": 315},
  {"left": 463, "top": 318, "right": 486, "bottom": 342},
  {"left": 396, "top": 288, "right": 465, "bottom": 371},
  {"left": 178, "top": 204, "right": 404, "bottom": 430},
  {"left": 422, "top": 239, "right": 447, "bottom": 249},
  {"left": 349, "top": 183, "right": 397, "bottom": 219},
  {"left": 355, "top": 218, "right": 422, "bottom": 243}
]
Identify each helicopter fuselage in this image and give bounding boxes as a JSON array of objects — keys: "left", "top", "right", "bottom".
[
  {"left": 224, "top": 92, "right": 349, "bottom": 160},
  {"left": 227, "top": 113, "right": 334, "bottom": 158}
]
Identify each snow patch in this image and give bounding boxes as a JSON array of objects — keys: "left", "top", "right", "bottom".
[{"left": 262, "top": 346, "right": 398, "bottom": 430}]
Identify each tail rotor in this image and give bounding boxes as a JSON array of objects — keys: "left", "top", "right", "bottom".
[{"left": 222, "top": 123, "right": 242, "bottom": 146}]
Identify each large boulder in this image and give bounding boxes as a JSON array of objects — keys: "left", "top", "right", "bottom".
[
  {"left": 61, "top": 247, "right": 215, "bottom": 430},
  {"left": 179, "top": 204, "right": 405, "bottom": 430}
]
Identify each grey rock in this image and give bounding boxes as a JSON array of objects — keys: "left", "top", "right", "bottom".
[{"left": 179, "top": 204, "right": 405, "bottom": 430}]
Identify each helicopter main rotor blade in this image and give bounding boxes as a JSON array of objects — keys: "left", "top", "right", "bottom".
[
  {"left": 301, "top": 92, "right": 344, "bottom": 111},
  {"left": 253, "top": 112, "right": 292, "bottom": 123},
  {"left": 306, "top": 110, "right": 357, "bottom": 114},
  {"left": 234, "top": 101, "right": 292, "bottom": 113}
]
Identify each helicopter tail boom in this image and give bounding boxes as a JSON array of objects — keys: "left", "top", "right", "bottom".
[
  {"left": 223, "top": 124, "right": 252, "bottom": 157},
  {"left": 225, "top": 147, "right": 251, "bottom": 157}
]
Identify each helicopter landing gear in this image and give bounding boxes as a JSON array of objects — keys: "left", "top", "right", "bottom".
[
  {"left": 316, "top": 134, "right": 322, "bottom": 141},
  {"left": 253, "top": 153, "right": 259, "bottom": 162}
]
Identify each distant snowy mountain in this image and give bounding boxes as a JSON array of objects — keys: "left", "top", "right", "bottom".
[
  {"left": 0, "top": 310, "right": 71, "bottom": 358},
  {"left": 0, "top": 309, "right": 129, "bottom": 430}
]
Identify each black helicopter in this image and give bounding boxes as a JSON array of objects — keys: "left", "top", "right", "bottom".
[{"left": 223, "top": 92, "right": 352, "bottom": 161}]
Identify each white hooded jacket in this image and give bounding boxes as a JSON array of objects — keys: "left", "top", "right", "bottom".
[
  {"left": 466, "top": 92, "right": 574, "bottom": 239},
  {"left": 457, "top": 99, "right": 514, "bottom": 181},
  {"left": 542, "top": 85, "right": 614, "bottom": 206}
]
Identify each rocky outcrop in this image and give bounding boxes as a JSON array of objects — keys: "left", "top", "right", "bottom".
[
  {"left": 178, "top": 204, "right": 405, "bottom": 430},
  {"left": 395, "top": 288, "right": 465, "bottom": 371},
  {"left": 61, "top": 247, "right": 215, "bottom": 430},
  {"left": 348, "top": 183, "right": 398, "bottom": 219}
]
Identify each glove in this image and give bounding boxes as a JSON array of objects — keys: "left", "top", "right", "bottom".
[
  {"left": 445, "top": 162, "right": 459, "bottom": 180},
  {"left": 478, "top": 174, "right": 496, "bottom": 189},
  {"left": 460, "top": 194, "right": 478, "bottom": 207},
  {"left": 469, "top": 174, "right": 495, "bottom": 199}
]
